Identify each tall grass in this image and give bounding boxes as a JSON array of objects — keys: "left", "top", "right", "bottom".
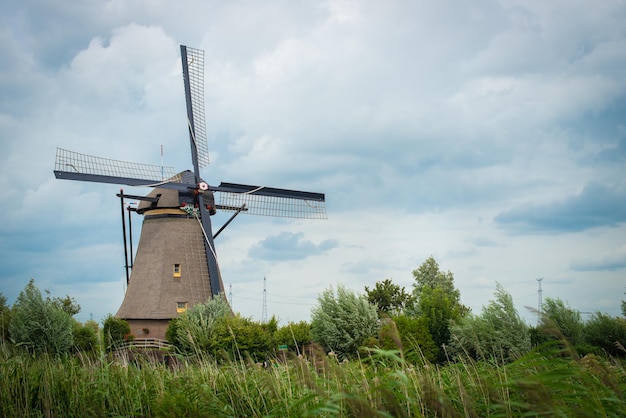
[{"left": 0, "top": 340, "right": 624, "bottom": 417}]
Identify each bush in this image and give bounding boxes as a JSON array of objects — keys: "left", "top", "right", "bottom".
[
  {"left": 449, "top": 283, "right": 530, "bottom": 364},
  {"left": 102, "top": 315, "right": 131, "bottom": 349},
  {"left": 72, "top": 321, "right": 98, "bottom": 353},
  {"left": 209, "top": 315, "right": 273, "bottom": 362},
  {"left": 170, "top": 295, "right": 231, "bottom": 354},
  {"left": 9, "top": 279, "right": 74, "bottom": 356},
  {"left": 388, "top": 315, "right": 438, "bottom": 364},
  {"left": 584, "top": 313, "right": 626, "bottom": 357},
  {"left": 539, "top": 298, "right": 585, "bottom": 346},
  {"left": 274, "top": 321, "right": 312, "bottom": 352},
  {"left": 311, "top": 285, "right": 379, "bottom": 360},
  {"left": 0, "top": 293, "right": 10, "bottom": 344}
]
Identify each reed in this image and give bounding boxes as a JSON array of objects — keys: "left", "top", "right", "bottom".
[{"left": 0, "top": 341, "right": 624, "bottom": 417}]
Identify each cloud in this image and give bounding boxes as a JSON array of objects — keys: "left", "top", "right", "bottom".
[
  {"left": 2, "top": 0, "right": 626, "bottom": 326},
  {"left": 248, "top": 231, "right": 338, "bottom": 261},
  {"left": 571, "top": 246, "right": 626, "bottom": 272},
  {"left": 495, "top": 182, "right": 626, "bottom": 233}
]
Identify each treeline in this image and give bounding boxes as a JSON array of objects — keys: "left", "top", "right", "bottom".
[
  {"left": 2, "top": 258, "right": 626, "bottom": 417},
  {"left": 2, "top": 257, "right": 626, "bottom": 365}
]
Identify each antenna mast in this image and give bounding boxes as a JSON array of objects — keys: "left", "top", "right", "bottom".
[
  {"left": 537, "top": 277, "right": 543, "bottom": 325},
  {"left": 262, "top": 277, "right": 267, "bottom": 323}
]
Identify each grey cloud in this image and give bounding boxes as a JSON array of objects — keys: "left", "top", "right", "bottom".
[
  {"left": 495, "top": 182, "right": 626, "bottom": 234},
  {"left": 248, "top": 231, "right": 338, "bottom": 261},
  {"left": 571, "top": 250, "right": 626, "bottom": 272}
]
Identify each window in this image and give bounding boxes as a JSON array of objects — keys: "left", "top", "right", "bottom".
[
  {"left": 176, "top": 302, "right": 188, "bottom": 313},
  {"left": 173, "top": 264, "right": 181, "bottom": 278}
]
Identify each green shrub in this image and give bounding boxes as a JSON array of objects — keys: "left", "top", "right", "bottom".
[
  {"left": 449, "top": 283, "right": 530, "bottom": 364},
  {"left": 584, "top": 313, "right": 626, "bottom": 357},
  {"left": 72, "top": 320, "right": 98, "bottom": 353},
  {"left": 390, "top": 314, "right": 438, "bottom": 364},
  {"left": 0, "top": 293, "right": 10, "bottom": 344},
  {"left": 170, "top": 295, "right": 231, "bottom": 354},
  {"left": 209, "top": 315, "right": 273, "bottom": 362},
  {"left": 539, "top": 298, "right": 585, "bottom": 346},
  {"left": 311, "top": 285, "right": 379, "bottom": 359},
  {"left": 9, "top": 279, "right": 73, "bottom": 356},
  {"left": 102, "top": 315, "right": 131, "bottom": 349},
  {"left": 274, "top": 321, "right": 312, "bottom": 352}
]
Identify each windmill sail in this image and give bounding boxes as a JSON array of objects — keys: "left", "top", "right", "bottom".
[
  {"left": 54, "top": 148, "right": 183, "bottom": 189},
  {"left": 215, "top": 183, "right": 326, "bottom": 219},
  {"left": 181, "top": 46, "right": 209, "bottom": 168}
]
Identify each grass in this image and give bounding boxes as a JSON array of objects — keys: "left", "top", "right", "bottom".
[{"left": 1, "top": 342, "right": 625, "bottom": 417}]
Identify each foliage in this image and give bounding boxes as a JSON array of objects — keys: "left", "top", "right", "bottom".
[
  {"left": 102, "top": 315, "right": 131, "bottom": 349},
  {"left": 584, "top": 312, "right": 626, "bottom": 357},
  {"left": 376, "top": 315, "right": 438, "bottom": 364},
  {"left": 539, "top": 297, "right": 585, "bottom": 346},
  {"left": 0, "top": 293, "right": 10, "bottom": 344},
  {"left": 169, "top": 295, "right": 231, "bottom": 354},
  {"left": 9, "top": 279, "right": 74, "bottom": 356},
  {"left": 209, "top": 314, "right": 273, "bottom": 362},
  {"left": 449, "top": 283, "right": 531, "bottom": 364},
  {"left": 364, "top": 279, "right": 415, "bottom": 315},
  {"left": 412, "top": 256, "right": 461, "bottom": 305},
  {"left": 47, "top": 293, "right": 81, "bottom": 316},
  {"left": 72, "top": 320, "right": 99, "bottom": 353},
  {"left": 410, "top": 257, "right": 469, "bottom": 362},
  {"left": 311, "top": 285, "right": 379, "bottom": 359},
  {"left": 274, "top": 321, "right": 312, "bottom": 352},
  {"left": 165, "top": 317, "right": 182, "bottom": 346},
  {"left": 262, "top": 315, "right": 279, "bottom": 334}
]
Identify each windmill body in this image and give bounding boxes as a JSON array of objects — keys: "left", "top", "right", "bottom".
[
  {"left": 114, "top": 185, "right": 223, "bottom": 339},
  {"left": 54, "top": 46, "right": 326, "bottom": 341}
]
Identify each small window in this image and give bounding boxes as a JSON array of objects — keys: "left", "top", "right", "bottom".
[
  {"left": 173, "top": 264, "right": 181, "bottom": 278},
  {"left": 176, "top": 302, "right": 188, "bottom": 313}
]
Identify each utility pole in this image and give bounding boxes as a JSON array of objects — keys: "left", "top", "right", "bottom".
[
  {"left": 262, "top": 277, "right": 267, "bottom": 323},
  {"left": 537, "top": 277, "right": 543, "bottom": 325},
  {"left": 229, "top": 284, "right": 233, "bottom": 309}
]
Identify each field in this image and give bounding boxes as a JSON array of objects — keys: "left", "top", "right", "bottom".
[{"left": 1, "top": 341, "right": 625, "bottom": 417}]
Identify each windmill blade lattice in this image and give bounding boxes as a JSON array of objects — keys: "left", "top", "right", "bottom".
[
  {"left": 214, "top": 182, "right": 326, "bottom": 219},
  {"left": 54, "top": 148, "right": 183, "bottom": 188},
  {"left": 184, "top": 46, "right": 209, "bottom": 168}
]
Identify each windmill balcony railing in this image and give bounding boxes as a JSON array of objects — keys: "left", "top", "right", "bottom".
[{"left": 116, "top": 338, "right": 173, "bottom": 350}]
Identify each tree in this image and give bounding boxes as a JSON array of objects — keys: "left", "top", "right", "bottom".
[
  {"left": 539, "top": 298, "right": 584, "bottom": 346},
  {"left": 9, "top": 279, "right": 74, "bottom": 356},
  {"left": 449, "top": 283, "right": 530, "bottom": 364},
  {"left": 311, "top": 285, "right": 379, "bottom": 360},
  {"left": 411, "top": 257, "right": 468, "bottom": 362},
  {"left": 47, "top": 294, "right": 81, "bottom": 316},
  {"left": 365, "top": 279, "right": 415, "bottom": 315},
  {"left": 412, "top": 256, "right": 460, "bottom": 301},
  {"left": 102, "top": 315, "right": 131, "bottom": 349}
]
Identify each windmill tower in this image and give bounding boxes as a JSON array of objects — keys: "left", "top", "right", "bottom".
[{"left": 54, "top": 46, "right": 326, "bottom": 340}]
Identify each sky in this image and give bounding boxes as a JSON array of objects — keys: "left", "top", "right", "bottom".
[{"left": 1, "top": 0, "right": 625, "bottom": 327}]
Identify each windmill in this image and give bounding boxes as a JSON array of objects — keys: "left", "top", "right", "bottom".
[{"left": 54, "top": 45, "right": 326, "bottom": 340}]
